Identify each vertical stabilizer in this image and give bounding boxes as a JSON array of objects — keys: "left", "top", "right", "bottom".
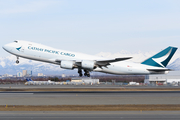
[
  {"left": 141, "top": 46, "right": 178, "bottom": 68},
  {"left": 26, "top": 78, "right": 33, "bottom": 81}
]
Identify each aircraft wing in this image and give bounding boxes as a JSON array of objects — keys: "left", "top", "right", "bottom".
[
  {"left": 55, "top": 57, "right": 132, "bottom": 68},
  {"left": 95, "top": 57, "right": 132, "bottom": 66}
]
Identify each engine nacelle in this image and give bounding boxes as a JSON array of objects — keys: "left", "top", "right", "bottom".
[
  {"left": 81, "top": 60, "right": 96, "bottom": 70},
  {"left": 60, "top": 61, "right": 75, "bottom": 69}
]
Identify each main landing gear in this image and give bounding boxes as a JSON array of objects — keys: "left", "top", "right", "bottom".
[
  {"left": 78, "top": 69, "right": 90, "bottom": 77},
  {"left": 16, "top": 57, "right": 19, "bottom": 64},
  {"left": 78, "top": 69, "right": 83, "bottom": 77},
  {"left": 84, "top": 69, "right": 90, "bottom": 77}
]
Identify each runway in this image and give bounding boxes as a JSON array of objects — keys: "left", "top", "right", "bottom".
[
  {"left": 0, "top": 111, "right": 180, "bottom": 120},
  {"left": 0, "top": 91, "right": 180, "bottom": 105},
  {"left": 1, "top": 90, "right": 180, "bottom": 119}
]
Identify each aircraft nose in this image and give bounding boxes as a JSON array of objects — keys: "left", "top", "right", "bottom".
[
  {"left": 2, "top": 44, "right": 7, "bottom": 50},
  {"left": 2, "top": 44, "right": 12, "bottom": 52}
]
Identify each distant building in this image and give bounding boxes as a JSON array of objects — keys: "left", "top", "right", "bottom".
[
  {"left": 27, "top": 70, "right": 32, "bottom": 76},
  {"left": 13, "top": 75, "right": 17, "bottom": 78},
  {"left": 71, "top": 77, "right": 99, "bottom": 84},
  {"left": 38, "top": 73, "right": 43, "bottom": 77},
  {"left": 62, "top": 74, "right": 66, "bottom": 78},
  {"left": 144, "top": 71, "right": 180, "bottom": 84},
  {"left": 17, "top": 72, "right": 23, "bottom": 77},
  {"left": 3, "top": 74, "right": 9, "bottom": 77},
  {"left": 22, "top": 70, "right": 27, "bottom": 77},
  {"left": 8, "top": 75, "right": 13, "bottom": 77}
]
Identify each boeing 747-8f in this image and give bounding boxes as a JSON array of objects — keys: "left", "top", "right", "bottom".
[{"left": 3, "top": 40, "right": 178, "bottom": 77}]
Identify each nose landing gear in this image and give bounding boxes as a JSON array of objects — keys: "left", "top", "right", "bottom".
[{"left": 16, "top": 57, "right": 19, "bottom": 64}]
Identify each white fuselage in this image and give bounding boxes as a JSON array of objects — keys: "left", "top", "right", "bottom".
[
  {"left": 25, "top": 80, "right": 55, "bottom": 85},
  {"left": 3, "top": 40, "right": 168, "bottom": 75}
]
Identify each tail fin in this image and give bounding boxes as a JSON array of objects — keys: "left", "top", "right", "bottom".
[
  {"left": 141, "top": 46, "right": 178, "bottom": 68},
  {"left": 26, "top": 78, "right": 33, "bottom": 82}
]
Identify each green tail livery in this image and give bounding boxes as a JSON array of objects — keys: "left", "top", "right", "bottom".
[{"left": 141, "top": 46, "right": 178, "bottom": 68}]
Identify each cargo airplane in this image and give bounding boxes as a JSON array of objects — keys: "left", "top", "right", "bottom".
[
  {"left": 3, "top": 40, "right": 178, "bottom": 77},
  {"left": 25, "top": 78, "right": 55, "bottom": 85}
]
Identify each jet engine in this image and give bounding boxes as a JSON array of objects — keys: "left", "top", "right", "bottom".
[
  {"left": 60, "top": 61, "right": 75, "bottom": 69},
  {"left": 81, "top": 60, "right": 96, "bottom": 70}
]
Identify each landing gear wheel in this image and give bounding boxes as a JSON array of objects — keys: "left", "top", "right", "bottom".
[
  {"left": 16, "top": 60, "right": 19, "bottom": 64},
  {"left": 84, "top": 70, "right": 90, "bottom": 77},
  {"left": 16, "top": 57, "right": 19, "bottom": 64},
  {"left": 79, "top": 73, "right": 83, "bottom": 77},
  {"left": 78, "top": 69, "right": 83, "bottom": 77},
  {"left": 87, "top": 74, "right": 90, "bottom": 77}
]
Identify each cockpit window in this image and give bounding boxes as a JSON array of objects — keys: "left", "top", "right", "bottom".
[{"left": 14, "top": 41, "right": 18, "bottom": 43}]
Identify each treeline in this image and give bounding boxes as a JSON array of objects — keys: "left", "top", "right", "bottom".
[
  {"left": 30, "top": 75, "right": 145, "bottom": 83},
  {"left": 0, "top": 75, "right": 145, "bottom": 84}
]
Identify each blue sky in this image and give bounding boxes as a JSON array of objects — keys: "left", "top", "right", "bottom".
[{"left": 1, "top": 0, "right": 180, "bottom": 57}]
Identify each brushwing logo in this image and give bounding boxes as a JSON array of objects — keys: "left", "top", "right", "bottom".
[
  {"left": 152, "top": 48, "right": 172, "bottom": 68},
  {"left": 141, "top": 46, "right": 177, "bottom": 68},
  {"left": 16, "top": 46, "right": 22, "bottom": 51}
]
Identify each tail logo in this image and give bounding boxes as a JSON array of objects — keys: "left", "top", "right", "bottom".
[
  {"left": 152, "top": 48, "right": 172, "bottom": 68},
  {"left": 141, "top": 46, "right": 178, "bottom": 68}
]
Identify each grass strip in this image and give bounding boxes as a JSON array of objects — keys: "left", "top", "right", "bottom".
[{"left": 1, "top": 105, "right": 180, "bottom": 111}]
